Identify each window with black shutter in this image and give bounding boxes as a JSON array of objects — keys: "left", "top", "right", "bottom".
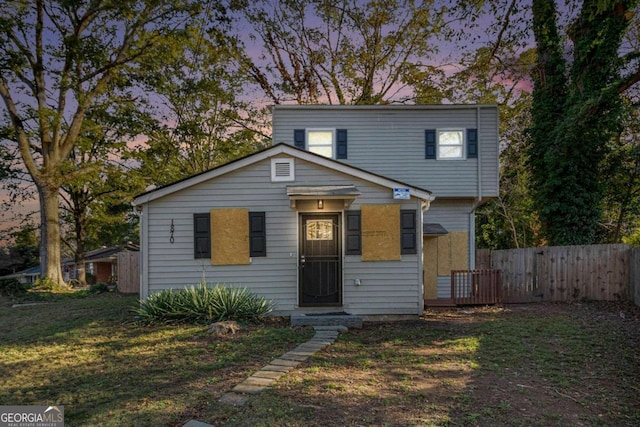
[
  {"left": 400, "top": 209, "right": 417, "bottom": 254},
  {"left": 193, "top": 213, "right": 211, "bottom": 258},
  {"left": 467, "top": 128, "right": 478, "bottom": 158},
  {"left": 425, "top": 129, "right": 436, "bottom": 159},
  {"left": 294, "top": 129, "right": 306, "bottom": 149},
  {"left": 345, "top": 210, "right": 361, "bottom": 255},
  {"left": 249, "top": 212, "right": 267, "bottom": 257},
  {"left": 336, "top": 129, "right": 348, "bottom": 159}
]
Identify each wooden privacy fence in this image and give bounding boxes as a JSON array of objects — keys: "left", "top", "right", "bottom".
[
  {"left": 477, "top": 244, "right": 630, "bottom": 303},
  {"left": 451, "top": 269, "right": 501, "bottom": 305},
  {"left": 117, "top": 251, "right": 139, "bottom": 294}
]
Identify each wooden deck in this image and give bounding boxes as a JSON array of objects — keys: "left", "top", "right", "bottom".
[{"left": 425, "top": 269, "right": 502, "bottom": 308}]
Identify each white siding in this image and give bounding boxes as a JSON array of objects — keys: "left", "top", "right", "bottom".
[
  {"left": 423, "top": 198, "right": 474, "bottom": 231},
  {"left": 143, "top": 156, "right": 423, "bottom": 316},
  {"left": 424, "top": 199, "right": 476, "bottom": 299},
  {"left": 272, "top": 105, "right": 499, "bottom": 198}
]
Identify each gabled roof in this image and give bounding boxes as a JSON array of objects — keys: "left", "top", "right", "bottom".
[
  {"left": 62, "top": 243, "right": 140, "bottom": 265},
  {"left": 133, "top": 143, "right": 434, "bottom": 206},
  {"left": 0, "top": 264, "right": 41, "bottom": 280}
]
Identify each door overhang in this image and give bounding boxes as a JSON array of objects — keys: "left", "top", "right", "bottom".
[{"left": 287, "top": 185, "right": 360, "bottom": 209}]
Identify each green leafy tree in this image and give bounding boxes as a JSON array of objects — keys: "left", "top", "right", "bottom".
[
  {"left": 528, "top": 0, "right": 640, "bottom": 245},
  {"left": 0, "top": 223, "right": 39, "bottom": 275},
  {"left": 135, "top": 20, "right": 267, "bottom": 186},
  {"left": 600, "top": 103, "right": 640, "bottom": 242},
  {"left": 237, "top": 0, "right": 446, "bottom": 105},
  {"left": 0, "top": 0, "right": 205, "bottom": 284}
]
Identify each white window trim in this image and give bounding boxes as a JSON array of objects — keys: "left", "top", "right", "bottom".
[
  {"left": 306, "top": 128, "right": 336, "bottom": 159},
  {"left": 437, "top": 129, "right": 465, "bottom": 160},
  {"left": 271, "top": 158, "right": 295, "bottom": 182}
]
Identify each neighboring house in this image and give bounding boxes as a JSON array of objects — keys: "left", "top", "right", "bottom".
[
  {"left": 63, "top": 243, "right": 140, "bottom": 284},
  {"left": 1, "top": 265, "right": 41, "bottom": 285},
  {"left": 0, "top": 244, "right": 140, "bottom": 287},
  {"left": 133, "top": 105, "right": 499, "bottom": 316}
]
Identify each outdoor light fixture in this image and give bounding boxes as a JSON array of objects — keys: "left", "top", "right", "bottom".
[{"left": 317, "top": 199, "right": 324, "bottom": 209}]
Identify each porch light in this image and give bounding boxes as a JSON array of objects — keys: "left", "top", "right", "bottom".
[{"left": 317, "top": 199, "right": 324, "bottom": 209}]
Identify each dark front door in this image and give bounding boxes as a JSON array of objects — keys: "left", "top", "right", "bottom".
[{"left": 299, "top": 213, "right": 341, "bottom": 306}]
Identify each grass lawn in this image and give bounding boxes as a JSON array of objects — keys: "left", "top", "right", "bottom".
[
  {"left": 1, "top": 293, "right": 639, "bottom": 426},
  {"left": 0, "top": 292, "right": 313, "bottom": 426}
]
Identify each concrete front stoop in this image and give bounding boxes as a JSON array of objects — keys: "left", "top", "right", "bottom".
[{"left": 290, "top": 314, "right": 363, "bottom": 328}]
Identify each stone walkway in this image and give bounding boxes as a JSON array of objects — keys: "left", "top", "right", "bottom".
[{"left": 183, "top": 325, "right": 347, "bottom": 427}]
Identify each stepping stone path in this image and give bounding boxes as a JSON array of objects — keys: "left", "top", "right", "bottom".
[{"left": 183, "top": 325, "right": 347, "bottom": 427}]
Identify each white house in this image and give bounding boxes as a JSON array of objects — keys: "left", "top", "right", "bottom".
[{"left": 133, "top": 105, "right": 499, "bottom": 316}]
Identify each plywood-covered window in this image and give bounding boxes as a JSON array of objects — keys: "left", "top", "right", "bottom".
[
  {"left": 193, "top": 210, "right": 266, "bottom": 263},
  {"left": 345, "top": 207, "right": 417, "bottom": 258},
  {"left": 361, "top": 205, "right": 400, "bottom": 261}
]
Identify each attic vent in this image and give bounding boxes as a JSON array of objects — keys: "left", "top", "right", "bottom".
[{"left": 271, "top": 158, "right": 295, "bottom": 182}]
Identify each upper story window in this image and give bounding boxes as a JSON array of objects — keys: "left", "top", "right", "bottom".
[
  {"left": 294, "top": 128, "right": 348, "bottom": 159},
  {"left": 438, "top": 130, "right": 464, "bottom": 159},
  {"left": 308, "top": 130, "right": 334, "bottom": 158},
  {"left": 425, "top": 128, "right": 477, "bottom": 160}
]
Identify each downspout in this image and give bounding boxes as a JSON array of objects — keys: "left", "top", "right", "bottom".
[
  {"left": 419, "top": 196, "right": 434, "bottom": 314},
  {"left": 469, "top": 106, "right": 483, "bottom": 269}
]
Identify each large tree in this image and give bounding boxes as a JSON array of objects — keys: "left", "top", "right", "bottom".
[
  {"left": 528, "top": 0, "right": 640, "bottom": 245},
  {"left": 237, "top": 0, "right": 447, "bottom": 105},
  {"left": 135, "top": 23, "right": 267, "bottom": 186},
  {"left": 59, "top": 103, "right": 146, "bottom": 285},
  {"left": 0, "top": 0, "right": 206, "bottom": 284}
]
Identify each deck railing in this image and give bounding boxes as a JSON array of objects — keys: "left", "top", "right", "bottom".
[{"left": 451, "top": 269, "right": 502, "bottom": 305}]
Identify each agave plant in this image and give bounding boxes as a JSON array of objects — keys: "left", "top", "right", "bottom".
[{"left": 133, "top": 283, "right": 275, "bottom": 324}]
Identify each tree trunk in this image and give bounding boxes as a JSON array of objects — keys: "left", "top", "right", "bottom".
[
  {"left": 38, "top": 182, "right": 65, "bottom": 285},
  {"left": 74, "top": 209, "right": 87, "bottom": 287}
]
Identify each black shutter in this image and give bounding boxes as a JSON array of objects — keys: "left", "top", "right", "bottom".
[
  {"left": 336, "top": 129, "right": 348, "bottom": 159},
  {"left": 294, "top": 129, "right": 306, "bottom": 149},
  {"left": 400, "top": 210, "right": 417, "bottom": 255},
  {"left": 467, "top": 128, "right": 478, "bottom": 158},
  {"left": 249, "top": 212, "right": 267, "bottom": 257},
  {"left": 425, "top": 129, "right": 436, "bottom": 159},
  {"left": 345, "top": 211, "right": 361, "bottom": 255},
  {"left": 194, "top": 213, "right": 211, "bottom": 258}
]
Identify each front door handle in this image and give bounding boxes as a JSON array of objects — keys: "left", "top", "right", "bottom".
[{"left": 300, "top": 255, "right": 305, "bottom": 268}]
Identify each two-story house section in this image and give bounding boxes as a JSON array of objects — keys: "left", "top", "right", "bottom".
[
  {"left": 133, "top": 105, "right": 499, "bottom": 317},
  {"left": 271, "top": 105, "right": 499, "bottom": 304}
]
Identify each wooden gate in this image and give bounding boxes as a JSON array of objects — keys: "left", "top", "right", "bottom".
[
  {"left": 451, "top": 269, "right": 501, "bottom": 305},
  {"left": 117, "top": 252, "right": 139, "bottom": 294}
]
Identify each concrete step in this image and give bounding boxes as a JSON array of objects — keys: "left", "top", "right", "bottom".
[{"left": 291, "top": 314, "right": 363, "bottom": 328}]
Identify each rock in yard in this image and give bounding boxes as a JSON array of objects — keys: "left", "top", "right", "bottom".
[{"left": 208, "top": 320, "right": 240, "bottom": 336}]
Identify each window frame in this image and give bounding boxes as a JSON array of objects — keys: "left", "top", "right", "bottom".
[
  {"left": 437, "top": 129, "right": 465, "bottom": 160},
  {"left": 193, "top": 211, "right": 267, "bottom": 259},
  {"left": 306, "top": 128, "right": 335, "bottom": 159}
]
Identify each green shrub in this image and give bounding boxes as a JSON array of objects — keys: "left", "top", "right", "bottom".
[
  {"left": 0, "top": 278, "right": 27, "bottom": 297},
  {"left": 31, "top": 277, "right": 69, "bottom": 292},
  {"left": 90, "top": 282, "right": 110, "bottom": 294},
  {"left": 133, "top": 283, "right": 275, "bottom": 325}
]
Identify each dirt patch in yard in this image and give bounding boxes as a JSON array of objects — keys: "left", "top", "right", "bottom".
[{"left": 212, "top": 301, "right": 640, "bottom": 426}]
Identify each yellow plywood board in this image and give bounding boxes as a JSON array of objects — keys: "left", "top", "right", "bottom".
[
  {"left": 361, "top": 204, "right": 401, "bottom": 261},
  {"left": 450, "top": 231, "right": 469, "bottom": 271},
  {"left": 437, "top": 235, "right": 451, "bottom": 275},
  {"left": 210, "top": 208, "right": 250, "bottom": 266},
  {"left": 423, "top": 237, "right": 438, "bottom": 299}
]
